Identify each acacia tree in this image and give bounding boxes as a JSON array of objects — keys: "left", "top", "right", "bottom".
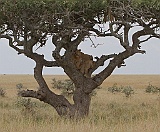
[{"left": 0, "top": 0, "right": 159, "bottom": 118}]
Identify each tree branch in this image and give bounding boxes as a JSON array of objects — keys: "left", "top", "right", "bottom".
[
  {"left": 0, "top": 34, "right": 24, "bottom": 54},
  {"left": 44, "top": 60, "right": 60, "bottom": 67},
  {"left": 93, "top": 49, "right": 135, "bottom": 85},
  {"left": 70, "top": 30, "right": 88, "bottom": 49},
  {"left": 139, "top": 35, "right": 153, "bottom": 44},
  {"left": 90, "top": 28, "right": 112, "bottom": 37},
  {"left": 18, "top": 90, "right": 45, "bottom": 100},
  {"left": 89, "top": 53, "right": 117, "bottom": 74},
  {"left": 132, "top": 27, "right": 155, "bottom": 49},
  {"left": 109, "top": 21, "right": 131, "bottom": 49}
]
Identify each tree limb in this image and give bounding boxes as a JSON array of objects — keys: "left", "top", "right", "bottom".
[
  {"left": 0, "top": 34, "right": 24, "bottom": 54},
  {"left": 44, "top": 60, "right": 60, "bottom": 67},
  {"left": 90, "top": 28, "right": 112, "bottom": 37},
  {"left": 93, "top": 49, "right": 135, "bottom": 85},
  {"left": 89, "top": 53, "right": 117, "bottom": 74},
  {"left": 18, "top": 90, "right": 44, "bottom": 100},
  {"left": 132, "top": 27, "right": 155, "bottom": 49},
  {"left": 109, "top": 21, "right": 131, "bottom": 49}
]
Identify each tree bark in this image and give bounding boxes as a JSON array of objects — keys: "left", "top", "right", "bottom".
[{"left": 73, "top": 88, "right": 91, "bottom": 117}]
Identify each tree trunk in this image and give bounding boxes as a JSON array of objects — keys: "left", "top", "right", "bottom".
[
  {"left": 19, "top": 54, "right": 92, "bottom": 118},
  {"left": 45, "top": 87, "right": 91, "bottom": 118},
  {"left": 73, "top": 88, "right": 91, "bottom": 117}
]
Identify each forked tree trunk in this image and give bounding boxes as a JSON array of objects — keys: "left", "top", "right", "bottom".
[
  {"left": 20, "top": 54, "right": 93, "bottom": 118},
  {"left": 20, "top": 48, "right": 138, "bottom": 118},
  {"left": 37, "top": 86, "right": 91, "bottom": 118},
  {"left": 47, "top": 87, "right": 91, "bottom": 118}
]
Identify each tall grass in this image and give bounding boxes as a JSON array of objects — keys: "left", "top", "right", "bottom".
[{"left": 0, "top": 87, "right": 160, "bottom": 132}]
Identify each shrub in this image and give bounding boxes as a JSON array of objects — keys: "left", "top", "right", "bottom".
[
  {"left": 108, "top": 84, "right": 134, "bottom": 98},
  {"left": 121, "top": 86, "right": 134, "bottom": 98},
  {"left": 15, "top": 97, "right": 36, "bottom": 115},
  {"left": 0, "top": 88, "right": 6, "bottom": 97},
  {"left": 108, "top": 83, "right": 123, "bottom": 93},
  {"left": 145, "top": 84, "right": 160, "bottom": 94},
  {"left": 52, "top": 78, "right": 99, "bottom": 97},
  {"left": 52, "top": 79, "right": 74, "bottom": 97}
]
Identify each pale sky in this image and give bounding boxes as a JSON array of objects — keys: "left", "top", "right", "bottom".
[{"left": 0, "top": 35, "right": 160, "bottom": 75}]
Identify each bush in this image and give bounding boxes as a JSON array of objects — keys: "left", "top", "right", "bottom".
[
  {"left": 108, "top": 84, "right": 134, "bottom": 98},
  {"left": 145, "top": 84, "right": 160, "bottom": 94},
  {"left": 121, "top": 86, "right": 134, "bottom": 98},
  {"left": 52, "top": 78, "right": 99, "bottom": 97},
  {"left": 0, "top": 88, "right": 6, "bottom": 97},
  {"left": 108, "top": 83, "right": 123, "bottom": 93},
  {"left": 15, "top": 97, "right": 36, "bottom": 115},
  {"left": 52, "top": 79, "right": 74, "bottom": 97}
]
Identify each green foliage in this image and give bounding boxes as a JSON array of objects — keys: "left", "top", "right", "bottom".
[
  {"left": 52, "top": 79, "right": 74, "bottom": 97},
  {"left": 121, "top": 86, "right": 134, "bottom": 98},
  {"left": 15, "top": 97, "right": 36, "bottom": 115},
  {"left": 0, "top": 0, "right": 108, "bottom": 13},
  {"left": 0, "top": 0, "right": 159, "bottom": 39},
  {"left": 133, "top": 0, "right": 160, "bottom": 8},
  {"left": 108, "top": 83, "right": 123, "bottom": 93},
  {"left": 0, "top": 88, "right": 6, "bottom": 97},
  {"left": 52, "top": 78, "right": 99, "bottom": 97},
  {"left": 1, "top": 0, "right": 158, "bottom": 22},
  {"left": 145, "top": 84, "right": 160, "bottom": 94},
  {"left": 108, "top": 84, "right": 134, "bottom": 98}
]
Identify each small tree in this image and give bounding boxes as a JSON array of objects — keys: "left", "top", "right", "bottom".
[{"left": 0, "top": 0, "right": 159, "bottom": 118}]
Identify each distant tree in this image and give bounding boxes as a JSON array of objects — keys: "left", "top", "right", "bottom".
[{"left": 0, "top": 0, "right": 159, "bottom": 118}]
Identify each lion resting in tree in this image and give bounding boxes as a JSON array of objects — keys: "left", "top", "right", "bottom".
[{"left": 72, "top": 50, "right": 95, "bottom": 77}]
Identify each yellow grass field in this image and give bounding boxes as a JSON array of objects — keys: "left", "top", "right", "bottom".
[{"left": 0, "top": 75, "right": 160, "bottom": 132}]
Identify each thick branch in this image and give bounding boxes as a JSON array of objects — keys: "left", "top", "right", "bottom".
[
  {"left": 124, "top": 24, "right": 130, "bottom": 46},
  {"left": 70, "top": 30, "right": 88, "bottom": 49},
  {"left": 28, "top": 53, "right": 73, "bottom": 116},
  {"left": 93, "top": 49, "right": 135, "bottom": 85},
  {"left": 132, "top": 27, "right": 155, "bottom": 48},
  {"left": 19, "top": 88, "right": 74, "bottom": 117},
  {"left": 30, "top": 53, "right": 56, "bottom": 92},
  {"left": 44, "top": 60, "right": 60, "bottom": 67},
  {"left": 18, "top": 90, "right": 45, "bottom": 100},
  {"left": 89, "top": 53, "right": 117, "bottom": 74}
]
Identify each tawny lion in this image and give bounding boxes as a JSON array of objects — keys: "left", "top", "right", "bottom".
[{"left": 72, "top": 50, "right": 95, "bottom": 77}]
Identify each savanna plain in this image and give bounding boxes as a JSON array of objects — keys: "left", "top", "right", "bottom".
[{"left": 0, "top": 75, "right": 160, "bottom": 132}]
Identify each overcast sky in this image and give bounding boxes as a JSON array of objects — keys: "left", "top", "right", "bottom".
[{"left": 0, "top": 30, "right": 160, "bottom": 75}]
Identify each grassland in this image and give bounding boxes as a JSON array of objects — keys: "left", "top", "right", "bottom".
[{"left": 0, "top": 74, "right": 160, "bottom": 132}]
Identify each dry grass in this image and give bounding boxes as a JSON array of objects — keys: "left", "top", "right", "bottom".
[{"left": 0, "top": 74, "right": 160, "bottom": 132}]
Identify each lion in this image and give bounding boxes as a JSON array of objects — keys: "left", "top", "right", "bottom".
[
  {"left": 71, "top": 50, "right": 82, "bottom": 70},
  {"left": 79, "top": 52, "right": 94, "bottom": 77},
  {"left": 71, "top": 50, "right": 95, "bottom": 77}
]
